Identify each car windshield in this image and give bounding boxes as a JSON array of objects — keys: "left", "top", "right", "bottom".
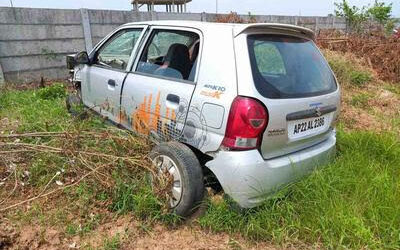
[{"left": 248, "top": 34, "right": 337, "bottom": 99}]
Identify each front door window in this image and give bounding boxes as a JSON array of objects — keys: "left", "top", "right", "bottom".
[{"left": 96, "top": 29, "right": 143, "bottom": 70}]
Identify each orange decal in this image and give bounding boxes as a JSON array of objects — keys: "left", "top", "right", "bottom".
[
  {"left": 131, "top": 91, "right": 175, "bottom": 138},
  {"left": 200, "top": 90, "right": 223, "bottom": 99},
  {"left": 171, "top": 110, "right": 176, "bottom": 121}
]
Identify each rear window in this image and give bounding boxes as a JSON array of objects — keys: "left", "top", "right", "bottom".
[{"left": 248, "top": 34, "right": 337, "bottom": 99}]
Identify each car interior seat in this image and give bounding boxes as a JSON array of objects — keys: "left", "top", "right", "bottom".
[{"left": 162, "top": 43, "right": 191, "bottom": 80}]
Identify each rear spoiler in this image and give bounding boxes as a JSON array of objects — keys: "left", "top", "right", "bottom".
[{"left": 234, "top": 23, "right": 315, "bottom": 41}]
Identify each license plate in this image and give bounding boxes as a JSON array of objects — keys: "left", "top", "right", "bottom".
[{"left": 288, "top": 114, "right": 332, "bottom": 140}]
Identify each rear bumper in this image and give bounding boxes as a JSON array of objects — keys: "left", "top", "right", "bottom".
[{"left": 206, "top": 132, "right": 336, "bottom": 208}]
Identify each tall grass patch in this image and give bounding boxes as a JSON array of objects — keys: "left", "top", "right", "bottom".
[
  {"left": 200, "top": 130, "right": 400, "bottom": 249},
  {"left": 0, "top": 86, "right": 176, "bottom": 233},
  {"left": 324, "top": 50, "right": 373, "bottom": 87}
]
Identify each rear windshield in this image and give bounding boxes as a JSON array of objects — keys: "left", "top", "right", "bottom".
[{"left": 247, "top": 34, "right": 337, "bottom": 99}]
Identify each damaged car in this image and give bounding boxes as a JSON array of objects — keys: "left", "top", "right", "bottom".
[{"left": 66, "top": 21, "right": 340, "bottom": 217}]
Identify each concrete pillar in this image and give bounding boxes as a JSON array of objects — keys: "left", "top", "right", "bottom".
[
  {"left": 80, "top": 9, "right": 93, "bottom": 52},
  {"left": 133, "top": 2, "right": 138, "bottom": 11},
  {"left": 0, "top": 63, "right": 4, "bottom": 86},
  {"left": 201, "top": 12, "right": 206, "bottom": 21},
  {"left": 184, "top": 3, "right": 187, "bottom": 12}
]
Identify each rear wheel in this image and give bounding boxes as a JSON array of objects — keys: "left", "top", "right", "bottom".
[{"left": 149, "top": 141, "right": 204, "bottom": 218}]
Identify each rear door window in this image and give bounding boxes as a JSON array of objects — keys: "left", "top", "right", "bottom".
[
  {"left": 136, "top": 29, "right": 200, "bottom": 82},
  {"left": 254, "top": 43, "right": 286, "bottom": 75},
  {"left": 248, "top": 34, "right": 337, "bottom": 99}
]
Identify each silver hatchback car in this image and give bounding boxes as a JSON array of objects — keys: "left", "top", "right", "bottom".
[{"left": 67, "top": 21, "right": 340, "bottom": 217}]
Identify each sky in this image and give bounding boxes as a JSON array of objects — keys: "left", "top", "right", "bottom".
[{"left": 0, "top": 0, "right": 398, "bottom": 17}]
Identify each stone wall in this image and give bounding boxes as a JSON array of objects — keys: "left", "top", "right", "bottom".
[{"left": 0, "top": 7, "right": 347, "bottom": 83}]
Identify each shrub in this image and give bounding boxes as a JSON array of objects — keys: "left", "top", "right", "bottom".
[
  {"left": 37, "top": 83, "right": 67, "bottom": 100},
  {"left": 351, "top": 93, "right": 371, "bottom": 108},
  {"left": 215, "top": 12, "right": 245, "bottom": 23},
  {"left": 350, "top": 71, "right": 372, "bottom": 86}
]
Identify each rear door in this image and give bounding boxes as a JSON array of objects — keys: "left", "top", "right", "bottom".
[
  {"left": 120, "top": 26, "right": 201, "bottom": 141},
  {"left": 235, "top": 32, "right": 340, "bottom": 159},
  {"left": 80, "top": 27, "right": 144, "bottom": 122}
]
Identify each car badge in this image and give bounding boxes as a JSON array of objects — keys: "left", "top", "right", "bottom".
[{"left": 315, "top": 107, "right": 322, "bottom": 117}]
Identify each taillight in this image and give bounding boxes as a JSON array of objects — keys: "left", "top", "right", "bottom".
[{"left": 222, "top": 96, "right": 268, "bottom": 150}]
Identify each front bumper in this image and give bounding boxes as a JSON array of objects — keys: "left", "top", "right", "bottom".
[{"left": 206, "top": 133, "right": 336, "bottom": 208}]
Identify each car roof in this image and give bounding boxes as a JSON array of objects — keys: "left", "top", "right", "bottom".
[{"left": 122, "top": 20, "right": 315, "bottom": 40}]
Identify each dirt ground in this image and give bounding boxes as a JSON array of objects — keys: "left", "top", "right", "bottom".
[{"left": 0, "top": 216, "right": 278, "bottom": 250}]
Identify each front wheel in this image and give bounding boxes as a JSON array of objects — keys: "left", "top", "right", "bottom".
[{"left": 149, "top": 141, "right": 204, "bottom": 218}]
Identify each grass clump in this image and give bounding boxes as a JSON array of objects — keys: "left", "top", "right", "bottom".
[
  {"left": 200, "top": 130, "right": 400, "bottom": 249},
  {"left": 103, "top": 233, "right": 121, "bottom": 250},
  {"left": 350, "top": 71, "right": 372, "bottom": 86},
  {"left": 111, "top": 175, "right": 179, "bottom": 224},
  {"left": 37, "top": 83, "right": 67, "bottom": 100},
  {"left": 351, "top": 93, "right": 371, "bottom": 108},
  {"left": 324, "top": 50, "right": 373, "bottom": 87},
  {"left": 384, "top": 83, "right": 400, "bottom": 96},
  {"left": 0, "top": 88, "right": 71, "bottom": 132}
]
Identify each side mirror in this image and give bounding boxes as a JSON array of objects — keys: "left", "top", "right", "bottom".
[{"left": 74, "top": 51, "right": 90, "bottom": 65}]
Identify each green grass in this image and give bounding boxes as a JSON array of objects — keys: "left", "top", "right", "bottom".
[
  {"left": 110, "top": 174, "right": 179, "bottom": 224},
  {"left": 384, "top": 84, "right": 400, "bottom": 96},
  {"left": 103, "top": 233, "right": 121, "bottom": 250},
  {"left": 2, "top": 83, "right": 400, "bottom": 249},
  {"left": 36, "top": 83, "right": 67, "bottom": 100},
  {"left": 350, "top": 71, "right": 372, "bottom": 86},
  {"left": 0, "top": 89, "right": 69, "bottom": 132},
  {"left": 325, "top": 51, "right": 373, "bottom": 87},
  {"left": 0, "top": 85, "right": 174, "bottom": 232},
  {"left": 351, "top": 93, "right": 372, "bottom": 108},
  {"left": 199, "top": 130, "right": 400, "bottom": 249}
]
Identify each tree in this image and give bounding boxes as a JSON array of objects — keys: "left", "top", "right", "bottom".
[
  {"left": 334, "top": 0, "right": 367, "bottom": 33},
  {"left": 335, "top": 0, "right": 394, "bottom": 34},
  {"left": 367, "top": 0, "right": 392, "bottom": 25}
]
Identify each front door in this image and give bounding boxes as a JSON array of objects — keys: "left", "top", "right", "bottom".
[
  {"left": 120, "top": 27, "right": 202, "bottom": 142},
  {"left": 80, "top": 28, "right": 144, "bottom": 122}
]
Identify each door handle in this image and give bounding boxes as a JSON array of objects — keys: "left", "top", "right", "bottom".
[
  {"left": 108, "top": 79, "right": 117, "bottom": 87},
  {"left": 166, "top": 94, "right": 180, "bottom": 104}
]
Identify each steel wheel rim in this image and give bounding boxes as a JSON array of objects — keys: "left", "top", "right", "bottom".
[{"left": 153, "top": 155, "right": 183, "bottom": 208}]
